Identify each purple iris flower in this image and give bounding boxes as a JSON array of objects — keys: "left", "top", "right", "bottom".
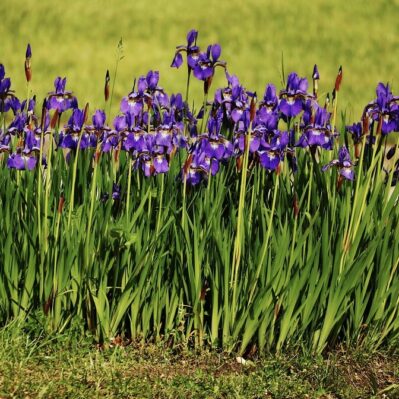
[
  {"left": 234, "top": 131, "right": 261, "bottom": 155},
  {"left": 24, "top": 130, "right": 41, "bottom": 152},
  {"left": 112, "top": 183, "right": 121, "bottom": 200},
  {"left": 7, "top": 97, "right": 21, "bottom": 115},
  {"left": 0, "top": 65, "right": 12, "bottom": 99},
  {"left": 120, "top": 79, "right": 146, "bottom": 116},
  {"left": 296, "top": 106, "right": 336, "bottom": 150},
  {"left": 258, "top": 131, "right": 289, "bottom": 171},
  {"left": 214, "top": 73, "right": 252, "bottom": 126},
  {"left": 181, "top": 148, "right": 218, "bottom": 185},
  {"left": 198, "top": 112, "right": 234, "bottom": 160},
  {"left": 279, "top": 72, "right": 312, "bottom": 118},
  {"left": 7, "top": 151, "right": 37, "bottom": 170},
  {"left": 7, "top": 130, "right": 43, "bottom": 171},
  {"left": 259, "top": 84, "right": 278, "bottom": 112},
  {"left": 153, "top": 154, "right": 169, "bottom": 174},
  {"left": 102, "top": 131, "right": 119, "bottom": 152},
  {"left": 8, "top": 113, "right": 28, "bottom": 136},
  {"left": 59, "top": 108, "right": 91, "bottom": 150},
  {"left": 322, "top": 145, "right": 355, "bottom": 181},
  {"left": 0, "top": 64, "right": 17, "bottom": 112},
  {"left": 363, "top": 83, "right": 399, "bottom": 135},
  {"left": 255, "top": 108, "right": 279, "bottom": 132},
  {"left": 193, "top": 44, "right": 226, "bottom": 81},
  {"left": 85, "top": 110, "right": 110, "bottom": 147},
  {"left": 21, "top": 97, "right": 36, "bottom": 115},
  {"left": 120, "top": 71, "right": 166, "bottom": 117},
  {"left": 171, "top": 29, "right": 200, "bottom": 69},
  {"left": 346, "top": 122, "right": 362, "bottom": 144},
  {"left": 0, "top": 132, "right": 11, "bottom": 153},
  {"left": 47, "top": 77, "right": 77, "bottom": 112}
]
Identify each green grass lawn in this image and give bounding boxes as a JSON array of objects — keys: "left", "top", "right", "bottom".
[
  {"left": 0, "top": 323, "right": 398, "bottom": 398},
  {"left": 0, "top": 0, "right": 398, "bottom": 118}
]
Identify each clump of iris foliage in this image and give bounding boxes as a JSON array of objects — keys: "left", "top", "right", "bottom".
[{"left": 0, "top": 30, "right": 399, "bottom": 355}]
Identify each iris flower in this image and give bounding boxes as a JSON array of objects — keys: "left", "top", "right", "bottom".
[
  {"left": 193, "top": 44, "right": 226, "bottom": 82},
  {"left": 279, "top": 72, "right": 312, "bottom": 118},
  {"left": 258, "top": 131, "right": 289, "bottom": 171},
  {"left": 296, "top": 106, "right": 337, "bottom": 150},
  {"left": 171, "top": 29, "right": 200, "bottom": 69},
  {"left": 322, "top": 146, "right": 355, "bottom": 181},
  {"left": 363, "top": 83, "right": 399, "bottom": 135},
  {"left": 59, "top": 108, "right": 91, "bottom": 149},
  {"left": 47, "top": 77, "right": 77, "bottom": 112}
]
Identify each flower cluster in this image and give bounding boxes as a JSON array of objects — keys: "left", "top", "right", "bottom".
[{"left": 2, "top": 33, "right": 399, "bottom": 190}]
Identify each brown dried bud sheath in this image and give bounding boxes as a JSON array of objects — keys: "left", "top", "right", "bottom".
[
  {"left": 337, "top": 174, "right": 344, "bottom": 191},
  {"left": 334, "top": 66, "right": 343, "bottom": 92},
  {"left": 250, "top": 93, "right": 257, "bottom": 123},
  {"left": 25, "top": 59, "right": 32, "bottom": 82},
  {"left": 83, "top": 103, "right": 90, "bottom": 124},
  {"left": 104, "top": 70, "right": 110, "bottom": 102},
  {"left": 50, "top": 110, "right": 59, "bottom": 129},
  {"left": 362, "top": 114, "right": 369, "bottom": 135},
  {"left": 58, "top": 196, "right": 65, "bottom": 214}
]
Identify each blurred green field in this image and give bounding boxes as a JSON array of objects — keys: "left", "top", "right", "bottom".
[{"left": 0, "top": 0, "right": 398, "bottom": 119}]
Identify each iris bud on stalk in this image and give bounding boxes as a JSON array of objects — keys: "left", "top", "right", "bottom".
[
  {"left": 104, "top": 70, "right": 110, "bottom": 102},
  {"left": 312, "top": 64, "right": 319, "bottom": 97},
  {"left": 83, "top": 102, "right": 90, "bottom": 124},
  {"left": 250, "top": 92, "right": 257, "bottom": 123},
  {"left": 25, "top": 44, "right": 32, "bottom": 83},
  {"left": 335, "top": 66, "right": 343, "bottom": 92},
  {"left": 324, "top": 93, "right": 330, "bottom": 109}
]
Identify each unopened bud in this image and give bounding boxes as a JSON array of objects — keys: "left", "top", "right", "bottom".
[
  {"left": 83, "top": 103, "right": 90, "bottom": 124},
  {"left": 324, "top": 93, "right": 330, "bottom": 109},
  {"left": 50, "top": 110, "right": 59, "bottom": 129},
  {"left": 25, "top": 44, "right": 32, "bottom": 83},
  {"left": 334, "top": 66, "right": 343, "bottom": 92},
  {"left": 250, "top": 92, "right": 257, "bottom": 123},
  {"left": 104, "top": 70, "right": 110, "bottom": 102},
  {"left": 362, "top": 113, "right": 369, "bottom": 135}
]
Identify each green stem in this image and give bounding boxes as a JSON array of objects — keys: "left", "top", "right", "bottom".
[
  {"left": 126, "top": 158, "right": 132, "bottom": 219},
  {"left": 43, "top": 132, "right": 54, "bottom": 253},
  {"left": 231, "top": 129, "right": 252, "bottom": 318},
  {"left": 248, "top": 173, "right": 279, "bottom": 304},
  {"left": 86, "top": 146, "right": 100, "bottom": 264},
  {"left": 67, "top": 134, "right": 84, "bottom": 228},
  {"left": 156, "top": 173, "right": 164, "bottom": 235}
]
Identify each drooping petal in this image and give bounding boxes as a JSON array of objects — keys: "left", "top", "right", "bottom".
[
  {"left": 340, "top": 167, "right": 355, "bottom": 181},
  {"left": 171, "top": 52, "right": 183, "bottom": 68}
]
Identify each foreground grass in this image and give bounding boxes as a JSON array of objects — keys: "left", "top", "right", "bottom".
[{"left": 0, "top": 324, "right": 398, "bottom": 398}]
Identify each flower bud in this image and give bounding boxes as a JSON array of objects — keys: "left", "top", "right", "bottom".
[
  {"left": 25, "top": 43, "right": 32, "bottom": 82},
  {"left": 334, "top": 66, "right": 343, "bottom": 92},
  {"left": 104, "top": 70, "right": 110, "bottom": 102}
]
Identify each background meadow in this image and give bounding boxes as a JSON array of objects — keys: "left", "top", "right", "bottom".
[{"left": 0, "top": 0, "right": 398, "bottom": 119}]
